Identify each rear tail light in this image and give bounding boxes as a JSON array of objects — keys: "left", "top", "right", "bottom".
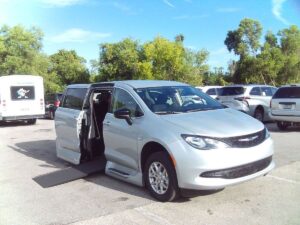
[
  {"left": 234, "top": 96, "right": 250, "bottom": 107},
  {"left": 54, "top": 100, "right": 60, "bottom": 107}
]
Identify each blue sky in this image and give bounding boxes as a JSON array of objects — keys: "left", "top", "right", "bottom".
[{"left": 0, "top": 0, "right": 299, "bottom": 70}]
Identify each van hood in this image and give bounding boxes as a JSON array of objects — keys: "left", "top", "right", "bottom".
[{"left": 160, "top": 108, "right": 264, "bottom": 137}]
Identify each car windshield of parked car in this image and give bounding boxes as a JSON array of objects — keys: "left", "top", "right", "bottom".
[
  {"left": 136, "top": 86, "right": 224, "bottom": 114},
  {"left": 219, "top": 87, "right": 246, "bottom": 96}
]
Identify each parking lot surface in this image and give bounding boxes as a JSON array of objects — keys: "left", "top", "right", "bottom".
[{"left": 0, "top": 120, "right": 299, "bottom": 225}]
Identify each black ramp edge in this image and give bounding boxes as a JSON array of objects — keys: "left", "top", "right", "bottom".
[{"left": 33, "top": 156, "right": 106, "bottom": 188}]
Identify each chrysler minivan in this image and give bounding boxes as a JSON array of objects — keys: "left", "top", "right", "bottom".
[{"left": 55, "top": 80, "right": 274, "bottom": 201}]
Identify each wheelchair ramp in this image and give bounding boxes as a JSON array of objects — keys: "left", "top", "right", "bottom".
[{"left": 33, "top": 157, "right": 106, "bottom": 188}]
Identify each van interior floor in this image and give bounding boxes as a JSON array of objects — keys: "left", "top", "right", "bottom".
[{"left": 33, "top": 156, "right": 106, "bottom": 188}]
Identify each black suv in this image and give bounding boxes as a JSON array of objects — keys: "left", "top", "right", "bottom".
[{"left": 45, "top": 93, "right": 63, "bottom": 119}]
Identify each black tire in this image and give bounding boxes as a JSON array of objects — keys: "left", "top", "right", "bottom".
[
  {"left": 144, "top": 151, "right": 180, "bottom": 202},
  {"left": 254, "top": 108, "right": 264, "bottom": 122},
  {"left": 277, "top": 121, "right": 289, "bottom": 130},
  {"left": 27, "top": 119, "right": 37, "bottom": 125}
]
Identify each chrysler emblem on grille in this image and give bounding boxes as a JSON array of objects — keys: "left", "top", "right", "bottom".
[{"left": 238, "top": 135, "right": 259, "bottom": 142}]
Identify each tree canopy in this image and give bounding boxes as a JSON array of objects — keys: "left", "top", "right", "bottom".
[{"left": 0, "top": 21, "right": 299, "bottom": 94}]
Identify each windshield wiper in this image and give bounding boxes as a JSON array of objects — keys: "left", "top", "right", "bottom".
[
  {"left": 184, "top": 108, "right": 216, "bottom": 112},
  {"left": 155, "top": 111, "right": 181, "bottom": 115}
]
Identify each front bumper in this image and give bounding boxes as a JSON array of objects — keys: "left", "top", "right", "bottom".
[{"left": 170, "top": 137, "right": 274, "bottom": 190}]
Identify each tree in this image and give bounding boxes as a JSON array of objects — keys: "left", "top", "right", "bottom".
[
  {"left": 0, "top": 25, "right": 43, "bottom": 75},
  {"left": 175, "top": 34, "right": 185, "bottom": 43},
  {"left": 225, "top": 18, "right": 262, "bottom": 58},
  {"left": 0, "top": 25, "right": 62, "bottom": 93},
  {"left": 49, "top": 49, "right": 90, "bottom": 85},
  {"left": 98, "top": 38, "right": 143, "bottom": 81},
  {"left": 265, "top": 31, "right": 278, "bottom": 48}
]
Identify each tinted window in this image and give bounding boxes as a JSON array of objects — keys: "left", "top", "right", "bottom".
[
  {"left": 273, "top": 87, "right": 300, "bottom": 99},
  {"left": 112, "top": 88, "right": 143, "bottom": 117},
  {"left": 11, "top": 86, "right": 35, "bottom": 100},
  {"left": 216, "top": 88, "right": 222, "bottom": 95},
  {"left": 136, "top": 86, "right": 224, "bottom": 114},
  {"left": 62, "top": 88, "right": 87, "bottom": 110},
  {"left": 260, "top": 87, "right": 273, "bottom": 96},
  {"left": 206, "top": 88, "right": 216, "bottom": 95},
  {"left": 250, "top": 87, "right": 261, "bottom": 96},
  {"left": 219, "top": 87, "right": 245, "bottom": 96}
]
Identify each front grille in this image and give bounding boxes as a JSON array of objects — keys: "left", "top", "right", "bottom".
[
  {"left": 220, "top": 128, "right": 266, "bottom": 148},
  {"left": 200, "top": 156, "right": 272, "bottom": 179}
]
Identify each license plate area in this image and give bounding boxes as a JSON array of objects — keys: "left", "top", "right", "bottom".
[{"left": 279, "top": 102, "right": 295, "bottom": 110}]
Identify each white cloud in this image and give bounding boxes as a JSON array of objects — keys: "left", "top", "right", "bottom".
[
  {"left": 272, "top": 0, "right": 289, "bottom": 25},
  {"left": 163, "top": 0, "right": 175, "bottom": 8},
  {"left": 216, "top": 7, "right": 241, "bottom": 13},
  {"left": 50, "top": 28, "right": 111, "bottom": 43},
  {"left": 41, "top": 0, "right": 86, "bottom": 7}
]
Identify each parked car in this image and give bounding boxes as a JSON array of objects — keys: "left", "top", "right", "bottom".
[
  {"left": 196, "top": 86, "right": 222, "bottom": 99},
  {"left": 45, "top": 93, "right": 62, "bottom": 119},
  {"left": 217, "top": 85, "right": 278, "bottom": 122},
  {"left": 269, "top": 84, "right": 300, "bottom": 130},
  {"left": 55, "top": 80, "right": 274, "bottom": 201}
]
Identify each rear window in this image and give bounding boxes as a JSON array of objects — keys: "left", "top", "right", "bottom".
[
  {"left": 62, "top": 88, "right": 87, "bottom": 110},
  {"left": 10, "top": 86, "right": 35, "bottom": 100},
  {"left": 273, "top": 87, "right": 300, "bottom": 99},
  {"left": 219, "top": 87, "right": 245, "bottom": 96}
]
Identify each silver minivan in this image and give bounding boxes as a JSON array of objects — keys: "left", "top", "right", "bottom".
[
  {"left": 217, "top": 85, "right": 277, "bottom": 122},
  {"left": 55, "top": 80, "right": 274, "bottom": 201}
]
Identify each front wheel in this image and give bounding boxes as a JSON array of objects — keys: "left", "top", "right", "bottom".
[{"left": 144, "top": 152, "right": 180, "bottom": 202}]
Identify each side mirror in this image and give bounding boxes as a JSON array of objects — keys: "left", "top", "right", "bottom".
[
  {"left": 261, "top": 91, "right": 266, "bottom": 96},
  {"left": 114, "top": 108, "right": 132, "bottom": 125}
]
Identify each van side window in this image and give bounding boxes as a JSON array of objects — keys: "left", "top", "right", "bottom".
[
  {"left": 260, "top": 87, "right": 273, "bottom": 96},
  {"left": 249, "top": 87, "right": 261, "bottom": 96},
  {"left": 206, "top": 88, "right": 216, "bottom": 95},
  {"left": 111, "top": 88, "right": 143, "bottom": 117},
  {"left": 62, "top": 88, "right": 87, "bottom": 110}
]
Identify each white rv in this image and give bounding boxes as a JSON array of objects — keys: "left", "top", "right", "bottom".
[{"left": 0, "top": 75, "right": 45, "bottom": 124}]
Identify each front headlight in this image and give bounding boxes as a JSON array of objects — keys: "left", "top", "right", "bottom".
[
  {"left": 265, "top": 127, "right": 270, "bottom": 139},
  {"left": 181, "top": 134, "right": 230, "bottom": 150}
]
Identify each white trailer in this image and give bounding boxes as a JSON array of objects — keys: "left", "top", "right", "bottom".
[{"left": 0, "top": 75, "right": 45, "bottom": 124}]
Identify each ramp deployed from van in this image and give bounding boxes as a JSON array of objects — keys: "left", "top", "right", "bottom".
[{"left": 0, "top": 75, "right": 45, "bottom": 124}]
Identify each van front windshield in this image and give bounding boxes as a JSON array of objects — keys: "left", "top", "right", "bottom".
[{"left": 136, "top": 86, "right": 224, "bottom": 114}]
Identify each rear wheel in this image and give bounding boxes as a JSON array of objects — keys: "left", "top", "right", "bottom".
[
  {"left": 254, "top": 108, "right": 264, "bottom": 122},
  {"left": 277, "top": 121, "right": 289, "bottom": 130},
  {"left": 27, "top": 119, "right": 37, "bottom": 125},
  {"left": 144, "top": 152, "right": 180, "bottom": 202}
]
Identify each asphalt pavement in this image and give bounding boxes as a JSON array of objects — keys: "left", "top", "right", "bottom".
[{"left": 0, "top": 120, "right": 299, "bottom": 225}]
